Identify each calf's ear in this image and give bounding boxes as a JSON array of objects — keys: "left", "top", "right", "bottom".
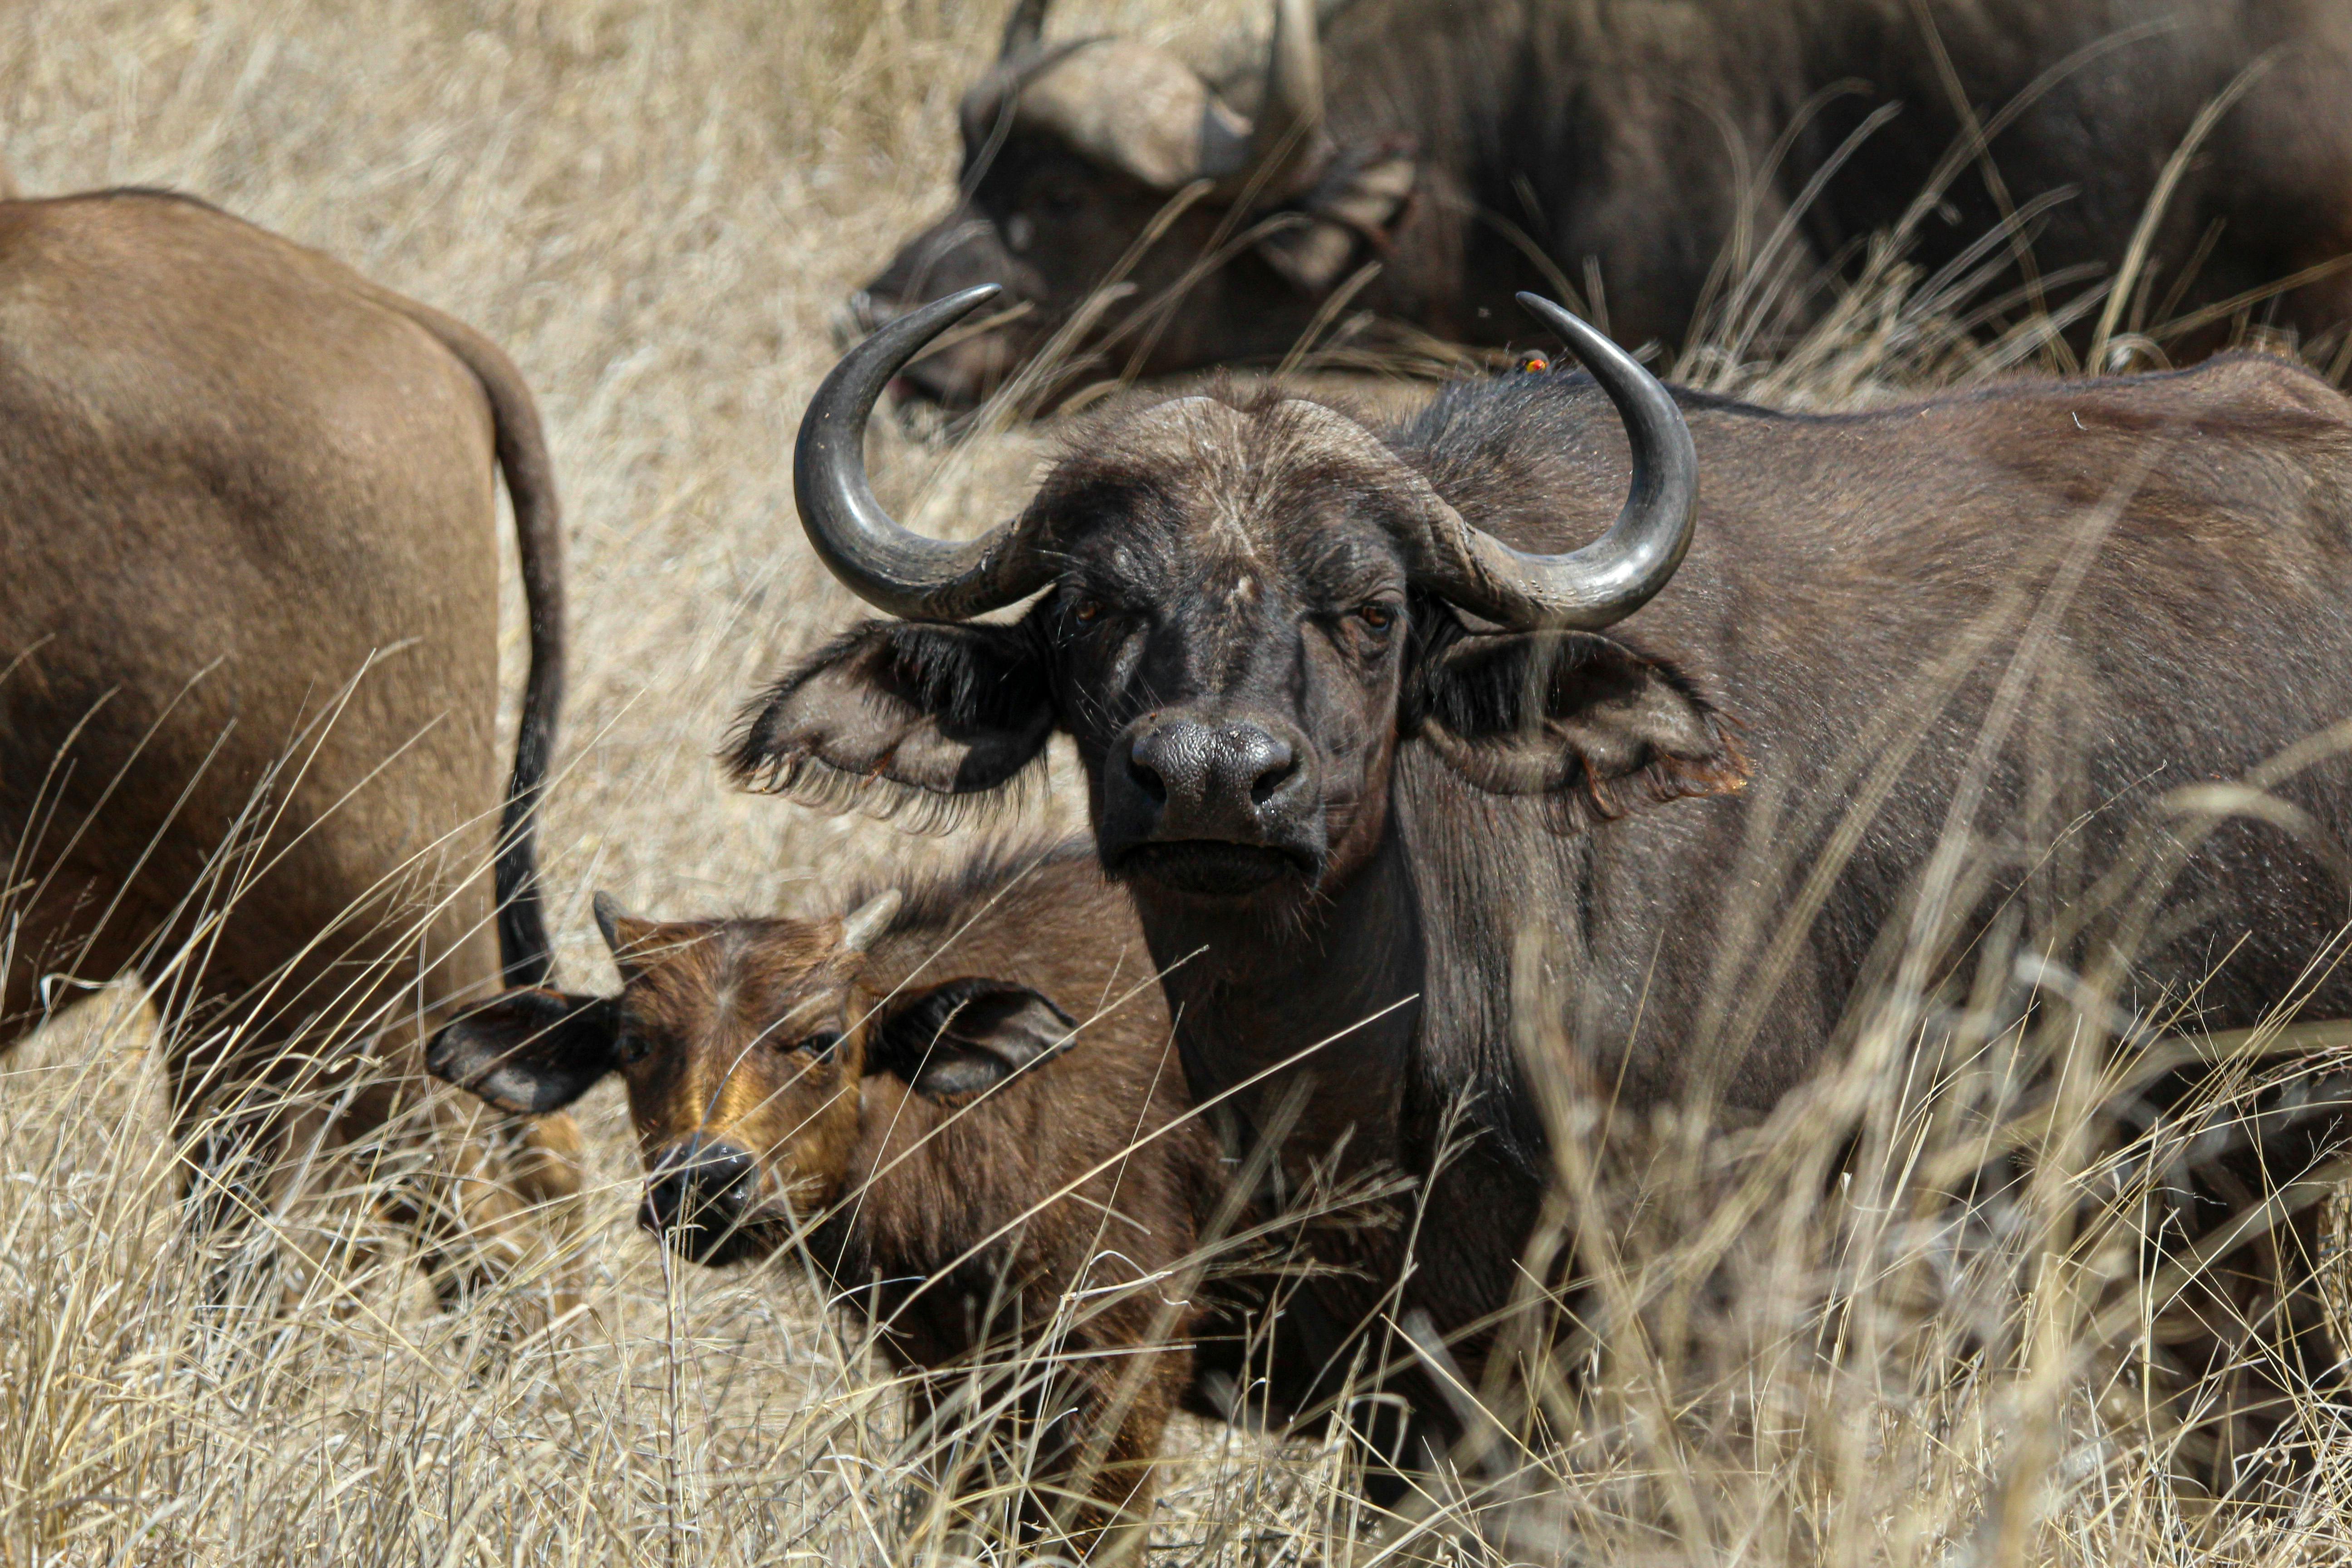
[
  {"left": 868, "top": 977, "right": 1078, "bottom": 1101},
  {"left": 1413, "top": 629, "right": 1748, "bottom": 822},
  {"left": 725, "top": 620, "right": 1055, "bottom": 822},
  {"left": 427, "top": 990, "right": 619, "bottom": 1115}
]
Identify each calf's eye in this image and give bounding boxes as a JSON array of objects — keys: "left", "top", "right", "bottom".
[
  {"left": 617, "top": 1034, "right": 652, "bottom": 1066},
  {"left": 798, "top": 1030, "right": 846, "bottom": 1061}
]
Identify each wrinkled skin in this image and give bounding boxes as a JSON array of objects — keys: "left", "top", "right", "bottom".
[
  {"left": 862, "top": 0, "right": 2352, "bottom": 407},
  {"left": 0, "top": 189, "right": 580, "bottom": 1321},
  {"left": 739, "top": 355, "right": 2352, "bottom": 1485}
]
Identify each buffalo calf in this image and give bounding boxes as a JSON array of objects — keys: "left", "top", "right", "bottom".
[{"left": 431, "top": 842, "right": 1235, "bottom": 1559}]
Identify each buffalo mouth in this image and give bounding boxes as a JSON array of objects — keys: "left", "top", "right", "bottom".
[
  {"left": 637, "top": 1200, "right": 781, "bottom": 1268},
  {"left": 1118, "top": 841, "right": 1311, "bottom": 897}
]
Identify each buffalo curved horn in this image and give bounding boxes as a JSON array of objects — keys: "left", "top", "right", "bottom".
[
  {"left": 999, "top": 0, "right": 1048, "bottom": 59},
  {"left": 1402, "top": 295, "right": 1696, "bottom": 629},
  {"left": 795, "top": 284, "right": 1054, "bottom": 621},
  {"left": 838, "top": 889, "right": 903, "bottom": 953},
  {"left": 1215, "top": 0, "right": 1323, "bottom": 201}
]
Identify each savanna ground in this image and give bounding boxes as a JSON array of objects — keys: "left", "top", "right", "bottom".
[{"left": 7, "top": 0, "right": 2352, "bottom": 1563}]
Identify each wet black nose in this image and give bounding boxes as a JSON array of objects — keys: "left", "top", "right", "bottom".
[
  {"left": 639, "top": 1138, "right": 760, "bottom": 1263},
  {"left": 1105, "top": 715, "right": 1322, "bottom": 894},
  {"left": 1127, "top": 719, "right": 1301, "bottom": 819}
]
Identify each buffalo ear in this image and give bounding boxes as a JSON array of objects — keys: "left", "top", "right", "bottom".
[
  {"left": 1255, "top": 141, "right": 1416, "bottom": 294},
  {"left": 426, "top": 990, "right": 619, "bottom": 1115},
  {"left": 725, "top": 620, "right": 1055, "bottom": 821},
  {"left": 867, "top": 977, "right": 1077, "bottom": 1102},
  {"left": 1413, "top": 629, "right": 1748, "bottom": 821}
]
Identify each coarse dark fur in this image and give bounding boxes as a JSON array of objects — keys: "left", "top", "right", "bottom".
[
  {"left": 735, "top": 351, "right": 2352, "bottom": 1484},
  {"left": 0, "top": 187, "right": 578, "bottom": 1309},
  {"left": 430, "top": 842, "right": 1377, "bottom": 1555},
  {"left": 862, "top": 0, "right": 2352, "bottom": 406}
]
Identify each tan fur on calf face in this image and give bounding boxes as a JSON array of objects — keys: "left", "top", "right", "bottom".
[{"left": 602, "top": 914, "right": 868, "bottom": 1227}]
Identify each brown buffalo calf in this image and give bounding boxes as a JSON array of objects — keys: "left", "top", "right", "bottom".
[{"left": 429, "top": 841, "right": 1228, "bottom": 1559}]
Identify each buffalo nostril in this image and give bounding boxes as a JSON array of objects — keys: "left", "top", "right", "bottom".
[
  {"left": 1246, "top": 735, "right": 1298, "bottom": 806},
  {"left": 1126, "top": 738, "right": 1170, "bottom": 805}
]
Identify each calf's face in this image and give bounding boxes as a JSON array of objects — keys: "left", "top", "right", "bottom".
[{"left": 426, "top": 893, "right": 1080, "bottom": 1266}]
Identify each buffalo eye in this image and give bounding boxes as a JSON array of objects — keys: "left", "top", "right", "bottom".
[
  {"left": 797, "top": 1030, "right": 846, "bottom": 1062},
  {"left": 1355, "top": 602, "right": 1398, "bottom": 633},
  {"left": 1070, "top": 597, "right": 1107, "bottom": 626}
]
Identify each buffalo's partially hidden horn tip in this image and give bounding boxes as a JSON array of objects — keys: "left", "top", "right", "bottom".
[{"left": 1000, "top": 0, "right": 1048, "bottom": 59}]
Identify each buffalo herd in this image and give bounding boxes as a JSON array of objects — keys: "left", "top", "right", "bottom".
[
  {"left": 858, "top": 0, "right": 2352, "bottom": 405},
  {"left": 10, "top": 0, "right": 2352, "bottom": 1556}
]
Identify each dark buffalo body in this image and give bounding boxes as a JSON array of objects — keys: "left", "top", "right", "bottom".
[
  {"left": 748, "top": 286, "right": 2352, "bottom": 1471},
  {"left": 863, "top": 0, "right": 2352, "bottom": 404}
]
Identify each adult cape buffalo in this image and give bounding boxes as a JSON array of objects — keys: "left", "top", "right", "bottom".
[
  {"left": 856, "top": 0, "right": 2352, "bottom": 406},
  {"left": 0, "top": 188, "right": 579, "bottom": 1309},
  {"left": 739, "top": 284, "right": 2352, "bottom": 1478}
]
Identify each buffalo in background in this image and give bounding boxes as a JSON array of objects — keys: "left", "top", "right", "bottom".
[{"left": 858, "top": 0, "right": 2352, "bottom": 406}]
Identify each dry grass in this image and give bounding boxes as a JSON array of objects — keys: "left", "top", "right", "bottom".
[{"left": 5, "top": 0, "right": 2352, "bottom": 1563}]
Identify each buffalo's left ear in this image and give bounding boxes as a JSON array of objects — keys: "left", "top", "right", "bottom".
[
  {"left": 1255, "top": 141, "right": 1416, "bottom": 294},
  {"left": 867, "top": 977, "right": 1078, "bottom": 1101},
  {"left": 426, "top": 989, "right": 620, "bottom": 1115},
  {"left": 1412, "top": 629, "right": 1749, "bottom": 820},
  {"left": 725, "top": 619, "right": 1056, "bottom": 820}
]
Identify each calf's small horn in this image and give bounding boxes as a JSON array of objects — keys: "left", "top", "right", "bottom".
[
  {"left": 839, "top": 889, "right": 903, "bottom": 953},
  {"left": 592, "top": 891, "right": 630, "bottom": 954},
  {"left": 1402, "top": 295, "right": 1697, "bottom": 629},
  {"left": 793, "top": 284, "right": 1054, "bottom": 621}
]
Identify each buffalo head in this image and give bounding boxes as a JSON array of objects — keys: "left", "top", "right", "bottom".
[
  {"left": 426, "top": 889, "right": 1077, "bottom": 1265},
  {"left": 736, "top": 289, "right": 1744, "bottom": 914},
  {"left": 851, "top": 0, "right": 1415, "bottom": 407}
]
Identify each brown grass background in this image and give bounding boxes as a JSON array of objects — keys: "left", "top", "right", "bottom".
[{"left": 6, "top": 0, "right": 2352, "bottom": 1563}]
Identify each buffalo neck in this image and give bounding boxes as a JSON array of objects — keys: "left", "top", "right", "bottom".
[{"left": 1124, "top": 823, "right": 1426, "bottom": 1180}]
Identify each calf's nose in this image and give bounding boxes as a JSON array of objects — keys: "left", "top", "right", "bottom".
[{"left": 639, "top": 1138, "right": 760, "bottom": 1261}]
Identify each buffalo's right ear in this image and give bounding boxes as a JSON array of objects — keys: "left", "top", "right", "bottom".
[
  {"left": 426, "top": 990, "right": 619, "bottom": 1115},
  {"left": 725, "top": 620, "right": 1055, "bottom": 818}
]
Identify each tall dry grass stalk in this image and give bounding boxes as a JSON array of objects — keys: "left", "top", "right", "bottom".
[{"left": 6, "top": 1, "right": 2352, "bottom": 1563}]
